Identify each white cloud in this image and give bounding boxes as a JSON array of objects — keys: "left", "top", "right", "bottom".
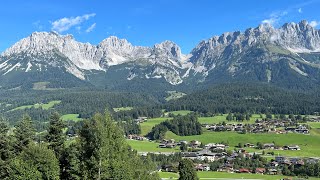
[
  {"left": 262, "top": 11, "right": 287, "bottom": 26},
  {"left": 86, "top": 23, "right": 96, "bottom": 33},
  {"left": 310, "top": 21, "right": 319, "bottom": 27},
  {"left": 51, "top": 13, "right": 96, "bottom": 33},
  {"left": 298, "top": 8, "right": 302, "bottom": 13}
]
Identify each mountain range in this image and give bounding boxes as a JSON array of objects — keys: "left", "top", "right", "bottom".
[{"left": 1, "top": 20, "right": 320, "bottom": 90}]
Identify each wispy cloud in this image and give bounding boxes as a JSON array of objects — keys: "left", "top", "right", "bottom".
[
  {"left": 86, "top": 23, "right": 96, "bottom": 33},
  {"left": 310, "top": 21, "right": 320, "bottom": 27},
  {"left": 261, "top": 0, "right": 317, "bottom": 26},
  {"left": 51, "top": 13, "right": 96, "bottom": 33},
  {"left": 262, "top": 11, "right": 288, "bottom": 26}
]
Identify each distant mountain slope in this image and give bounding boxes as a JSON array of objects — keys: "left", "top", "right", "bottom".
[{"left": 0, "top": 20, "right": 320, "bottom": 90}]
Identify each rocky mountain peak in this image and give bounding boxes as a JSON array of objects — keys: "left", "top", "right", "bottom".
[
  {"left": 99, "top": 36, "right": 132, "bottom": 49},
  {"left": 153, "top": 40, "right": 183, "bottom": 60}
]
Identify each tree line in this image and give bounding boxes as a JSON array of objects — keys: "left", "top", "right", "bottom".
[
  {"left": 147, "top": 114, "right": 202, "bottom": 140},
  {"left": 164, "top": 83, "right": 320, "bottom": 115},
  {"left": 0, "top": 112, "right": 159, "bottom": 180}
]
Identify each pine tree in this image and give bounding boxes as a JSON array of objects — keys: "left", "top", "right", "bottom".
[
  {"left": 9, "top": 143, "right": 60, "bottom": 180},
  {"left": 78, "top": 111, "right": 158, "bottom": 180},
  {"left": 13, "top": 115, "right": 35, "bottom": 154},
  {"left": 7, "top": 158, "right": 42, "bottom": 180},
  {"left": 0, "top": 119, "right": 11, "bottom": 161},
  {"left": 0, "top": 119, "right": 13, "bottom": 179},
  {"left": 45, "top": 112, "right": 66, "bottom": 157},
  {"left": 60, "top": 143, "right": 81, "bottom": 180},
  {"left": 178, "top": 159, "right": 199, "bottom": 180}
]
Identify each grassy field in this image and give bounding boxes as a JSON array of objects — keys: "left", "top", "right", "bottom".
[
  {"left": 165, "top": 91, "right": 186, "bottom": 101},
  {"left": 307, "top": 122, "right": 320, "bottom": 129},
  {"left": 165, "top": 130, "right": 320, "bottom": 157},
  {"left": 33, "top": 82, "right": 51, "bottom": 90},
  {"left": 10, "top": 100, "right": 61, "bottom": 111},
  {"left": 113, "top": 107, "right": 133, "bottom": 112},
  {"left": 137, "top": 113, "right": 320, "bottom": 157},
  {"left": 126, "top": 140, "right": 179, "bottom": 152},
  {"left": 165, "top": 110, "right": 193, "bottom": 116},
  {"left": 198, "top": 114, "right": 262, "bottom": 125},
  {"left": 158, "top": 171, "right": 320, "bottom": 180},
  {"left": 61, "top": 114, "right": 82, "bottom": 122},
  {"left": 141, "top": 114, "right": 268, "bottom": 137},
  {"left": 140, "top": 117, "right": 172, "bottom": 135},
  {"left": 32, "top": 82, "right": 61, "bottom": 90}
]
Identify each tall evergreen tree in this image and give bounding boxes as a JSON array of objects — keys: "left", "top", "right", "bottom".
[
  {"left": 7, "top": 157, "right": 42, "bottom": 180},
  {"left": 45, "top": 112, "right": 67, "bottom": 179},
  {"left": 45, "top": 112, "right": 66, "bottom": 157},
  {"left": 178, "top": 159, "right": 199, "bottom": 180},
  {"left": 13, "top": 115, "right": 35, "bottom": 154},
  {"left": 78, "top": 111, "right": 158, "bottom": 180},
  {"left": 60, "top": 143, "right": 81, "bottom": 180},
  {"left": 0, "top": 119, "right": 13, "bottom": 179},
  {"left": 0, "top": 119, "right": 11, "bottom": 161},
  {"left": 8, "top": 143, "right": 60, "bottom": 180}
]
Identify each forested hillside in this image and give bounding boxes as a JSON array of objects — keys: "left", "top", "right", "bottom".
[{"left": 165, "top": 83, "right": 320, "bottom": 115}]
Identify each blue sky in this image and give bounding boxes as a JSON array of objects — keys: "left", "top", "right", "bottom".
[{"left": 1, "top": 0, "right": 320, "bottom": 53}]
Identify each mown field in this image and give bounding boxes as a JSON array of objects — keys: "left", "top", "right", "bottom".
[
  {"left": 61, "top": 114, "right": 82, "bottom": 122},
  {"left": 140, "top": 117, "right": 172, "bottom": 136},
  {"left": 126, "top": 140, "right": 179, "bottom": 152},
  {"left": 135, "top": 112, "right": 320, "bottom": 157},
  {"left": 165, "top": 91, "right": 186, "bottom": 101},
  {"left": 140, "top": 113, "right": 261, "bottom": 136},
  {"left": 9, "top": 100, "right": 61, "bottom": 111},
  {"left": 165, "top": 130, "right": 320, "bottom": 157},
  {"left": 307, "top": 122, "right": 320, "bottom": 129},
  {"left": 159, "top": 171, "right": 320, "bottom": 180},
  {"left": 197, "top": 114, "right": 262, "bottom": 124},
  {"left": 113, "top": 106, "right": 133, "bottom": 112}
]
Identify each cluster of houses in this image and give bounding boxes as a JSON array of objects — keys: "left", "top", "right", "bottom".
[
  {"left": 260, "top": 143, "right": 301, "bottom": 151},
  {"left": 134, "top": 117, "right": 148, "bottom": 124},
  {"left": 160, "top": 148, "right": 320, "bottom": 175},
  {"left": 309, "top": 116, "right": 320, "bottom": 122},
  {"left": 204, "top": 119, "right": 309, "bottom": 134},
  {"left": 127, "top": 134, "right": 147, "bottom": 141}
]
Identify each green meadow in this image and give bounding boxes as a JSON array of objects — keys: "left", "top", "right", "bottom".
[
  {"left": 307, "top": 122, "right": 320, "bottom": 129},
  {"left": 135, "top": 112, "right": 320, "bottom": 157},
  {"left": 113, "top": 106, "right": 133, "bottom": 112},
  {"left": 159, "top": 171, "right": 320, "bottom": 180},
  {"left": 140, "top": 117, "right": 172, "bottom": 136},
  {"left": 126, "top": 140, "right": 179, "bottom": 152},
  {"left": 198, "top": 114, "right": 262, "bottom": 125},
  {"left": 10, "top": 100, "right": 61, "bottom": 111},
  {"left": 61, "top": 114, "right": 82, "bottom": 122},
  {"left": 165, "top": 91, "right": 186, "bottom": 101},
  {"left": 165, "top": 110, "right": 193, "bottom": 116},
  {"left": 165, "top": 130, "right": 320, "bottom": 157},
  {"left": 141, "top": 113, "right": 261, "bottom": 136}
]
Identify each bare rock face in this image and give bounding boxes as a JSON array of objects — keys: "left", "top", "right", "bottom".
[
  {"left": 0, "top": 32, "right": 189, "bottom": 85},
  {"left": 1, "top": 20, "right": 320, "bottom": 87},
  {"left": 190, "top": 20, "right": 320, "bottom": 80}
]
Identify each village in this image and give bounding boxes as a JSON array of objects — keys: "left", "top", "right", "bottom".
[
  {"left": 127, "top": 134, "right": 316, "bottom": 175},
  {"left": 126, "top": 115, "right": 320, "bottom": 177},
  {"left": 204, "top": 119, "right": 310, "bottom": 134}
]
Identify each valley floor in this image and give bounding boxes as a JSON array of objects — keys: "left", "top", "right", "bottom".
[{"left": 159, "top": 171, "right": 320, "bottom": 180}]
